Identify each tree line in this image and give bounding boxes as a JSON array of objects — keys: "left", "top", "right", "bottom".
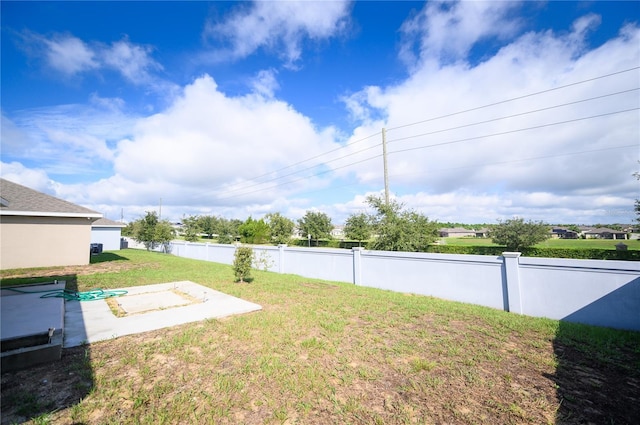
[{"left": 124, "top": 194, "right": 551, "bottom": 252}]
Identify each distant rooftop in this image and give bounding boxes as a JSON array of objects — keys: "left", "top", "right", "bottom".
[{"left": 93, "top": 217, "right": 126, "bottom": 227}]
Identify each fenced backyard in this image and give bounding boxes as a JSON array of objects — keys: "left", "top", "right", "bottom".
[
  {"left": 169, "top": 241, "right": 640, "bottom": 331},
  {"left": 1, "top": 249, "right": 639, "bottom": 424}
]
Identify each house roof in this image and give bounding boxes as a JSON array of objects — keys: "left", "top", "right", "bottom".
[
  {"left": 584, "top": 227, "right": 626, "bottom": 234},
  {"left": 92, "top": 217, "right": 126, "bottom": 228},
  {"left": 440, "top": 227, "right": 484, "bottom": 233},
  {"left": 0, "top": 178, "right": 102, "bottom": 219}
]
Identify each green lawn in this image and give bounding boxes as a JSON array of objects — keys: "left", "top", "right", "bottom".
[
  {"left": 440, "top": 236, "right": 639, "bottom": 250},
  {"left": 1, "top": 249, "right": 639, "bottom": 424}
]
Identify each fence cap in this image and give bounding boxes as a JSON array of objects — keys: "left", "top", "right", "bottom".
[{"left": 502, "top": 252, "right": 522, "bottom": 258}]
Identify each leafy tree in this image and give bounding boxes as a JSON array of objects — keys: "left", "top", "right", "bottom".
[
  {"left": 217, "top": 218, "right": 234, "bottom": 244},
  {"left": 489, "top": 218, "right": 550, "bottom": 251},
  {"left": 265, "top": 212, "right": 295, "bottom": 245},
  {"left": 182, "top": 215, "right": 201, "bottom": 242},
  {"left": 198, "top": 215, "right": 219, "bottom": 239},
  {"left": 155, "top": 220, "right": 177, "bottom": 253},
  {"left": 366, "top": 195, "right": 438, "bottom": 252},
  {"left": 122, "top": 221, "right": 136, "bottom": 237},
  {"left": 297, "top": 211, "right": 333, "bottom": 246},
  {"left": 233, "top": 246, "right": 253, "bottom": 283},
  {"left": 344, "top": 212, "right": 372, "bottom": 246},
  {"left": 238, "top": 216, "right": 270, "bottom": 244},
  {"left": 132, "top": 211, "right": 176, "bottom": 251},
  {"left": 216, "top": 218, "right": 242, "bottom": 244}
]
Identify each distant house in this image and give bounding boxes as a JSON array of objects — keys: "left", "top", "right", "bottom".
[
  {"left": 550, "top": 227, "right": 579, "bottom": 239},
  {"left": 331, "top": 225, "right": 345, "bottom": 239},
  {"left": 91, "top": 218, "right": 126, "bottom": 251},
  {"left": 439, "top": 227, "right": 488, "bottom": 238},
  {"left": 582, "top": 227, "right": 628, "bottom": 240},
  {"left": 0, "top": 179, "right": 102, "bottom": 269}
]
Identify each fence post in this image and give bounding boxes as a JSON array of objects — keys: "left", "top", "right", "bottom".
[
  {"left": 352, "top": 247, "right": 363, "bottom": 285},
  {"left": 503, "top": 252, "right": 522, "bottom": 314},
  {"left": 278, "top": 244, "right": 287, "bottom": 274}
]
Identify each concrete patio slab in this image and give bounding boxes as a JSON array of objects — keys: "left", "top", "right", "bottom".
[
  {"left": 1, "top": 282, "right": 65, "bottom": 340},
  {"left": 1, "top": 282, "right": 66, "bottom": 371},
  {"left": 63, "top": 281, "right": 261, "bottom": 347},
  {"left": 116, "top": 289, "right": 192, "bottom": 314},
  {"left": 2, "top": 280, "right": 262, "bottom": 364}
]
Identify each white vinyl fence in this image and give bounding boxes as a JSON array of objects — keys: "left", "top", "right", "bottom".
[{"left": 161, "top": 241, "right": 640, "bottom": 331}]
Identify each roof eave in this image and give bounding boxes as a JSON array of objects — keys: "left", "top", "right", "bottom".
[{"left": 0, "top": 210, "right": 103, "bottom": 219}]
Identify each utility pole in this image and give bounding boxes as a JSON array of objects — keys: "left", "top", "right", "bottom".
[
  {"left": 159, "top": 198, "right": 162, "bottom": 220},
  {"left": 382, "top": 127, "right": 390, "bottom": 205}
]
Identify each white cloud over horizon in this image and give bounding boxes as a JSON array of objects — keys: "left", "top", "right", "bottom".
[{"left": 2, "top": 1, "right": 638, "bottom": 226}]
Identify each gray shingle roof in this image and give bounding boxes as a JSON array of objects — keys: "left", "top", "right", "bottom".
[
  {"left": 0, "top": 178, "right": 101, "bottom": 218},
  {"left": 584, "top": 227, "right": 626, "bottom": 234},
  {"left": 92, "top": 217, "right": 126, "bottom": 227}
]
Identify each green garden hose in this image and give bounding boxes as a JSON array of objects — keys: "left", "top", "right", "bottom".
[{"left": 1, "top": 287, "right": 128, "bottom": 301}]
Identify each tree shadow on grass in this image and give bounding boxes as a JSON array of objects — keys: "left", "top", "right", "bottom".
[
  {"left": 1, "top": 275, "right": 94, "bottom": 424},
  {"left": 1, "top": 344, "right": 94, "bottom": 424},
  {"left": 89, "top": 251, "right": 130, "bottom": 264},
  {"left": 550, "top": 320, "right": 640, "bottom": 424}
]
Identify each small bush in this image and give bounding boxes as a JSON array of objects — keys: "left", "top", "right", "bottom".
[
  {"left": 426, "top": 245, "right": 640, "bottom": 260},
  {"left": 233, "top": 246, "right": 253, "bottom": 282}
]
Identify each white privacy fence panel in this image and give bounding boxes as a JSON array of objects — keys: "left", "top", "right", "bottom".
[
  {"left": 516, "top": 257, "right": 640, "bottom": 330},
  {"left": 281, "top": 247, "right": 354, "bottom": 282},
  {"left": 159, "top": 242, "right": 640, "bottom": 331},
  {"left": 358, "top": 251, "right": 506, "bottom": 310},
  {"left": 171, "top": 241, "right": 237, "bottom": 264},
  {"left": 251, "top": 245, "right": 280, "bottom": 273}
]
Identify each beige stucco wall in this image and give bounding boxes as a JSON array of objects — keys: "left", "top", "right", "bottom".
[{"left": 0, "top": 215, "right": 94, "bottom": 270}]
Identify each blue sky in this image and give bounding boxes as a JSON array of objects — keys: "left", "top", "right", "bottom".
[{"left": 1, "top": 1, "right": 639, "bottom": 225}]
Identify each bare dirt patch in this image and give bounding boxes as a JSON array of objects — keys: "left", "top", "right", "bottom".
[{"left": 1, "top": 260, "right": 155, "bottom": 281}]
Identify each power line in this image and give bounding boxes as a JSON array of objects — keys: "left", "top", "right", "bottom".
[
  {"left": 215, "top": 149, "right": 385, "bottom": 201},
  {"left": 388, "top": 108, "right": 639, "bottom": 156},
  {"left": 387, "top": 88, "right": 639, "bottom": 144},
  {"left": 386, "top": 66, "right": 640, "bottom": 132},
  {"left": 233, "top": 144, "right": 637, "bottom": 202},
  {"left": 214, "top": 108, "right": 637, "bottom": 202},
  {"left": 390, "top": 144, "right": 638, "bottom": 177},
  {"left": 199, "top": 68, "right": 639, "bottom": 200},
  {"left": 199, "top": 68, "right": 640, "bottom": 201},
  {"left": 210, "top": 138, "right": 383, "bottom": 196},
  {"left": 192, "top": 130, "right": 381, "bottom": 198},
  {"left": 213, "top": 90, "right": 636, "bottom": 200}
]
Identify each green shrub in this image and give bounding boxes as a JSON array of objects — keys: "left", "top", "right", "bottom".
[
  {"left": 233, "top": 246, "right": 253, "bottom": 282},
  {"left": 426, "top": 245, "right": 640, "bottom": 260},
  {"left": 286, "top": 240, "right": 638, "bottom": 260}
]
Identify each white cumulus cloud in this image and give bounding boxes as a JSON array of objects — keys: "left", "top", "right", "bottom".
[
  {"left": 203, "top": 0, "right": 351, "bottom": 65},
  {"left": 96, "top": 74, "right": 341, "bottom": 210},
  {"left": 335, "top": 10, "right": 639, "bottom": 224}
]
